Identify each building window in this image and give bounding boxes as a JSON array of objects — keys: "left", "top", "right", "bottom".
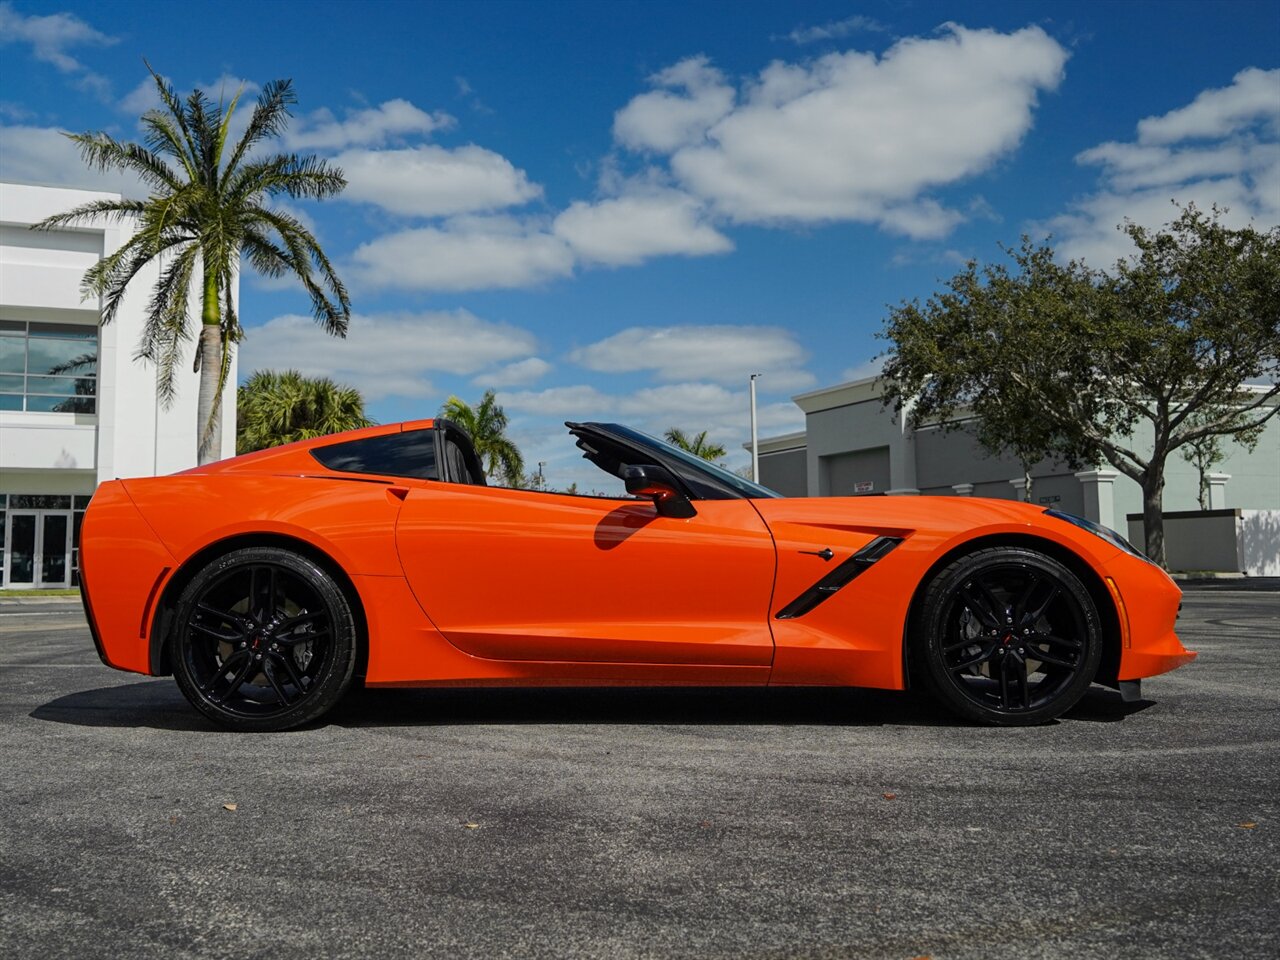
[{"left": 0, "top": 320, "right": 98, "bottom": 414}]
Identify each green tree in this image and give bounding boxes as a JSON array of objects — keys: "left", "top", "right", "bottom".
[
  {"left": 440, "top": 390, "right": 524, "bottom": 486},
  {"left": 35, "top": 66, "right": 351, "bottom": 464},
  {"left": 236, "top": 369, "right": 373, "bottom": 454},
  {"left": 663, "top": 427, "right": 727, "bottom": 461},
  {"left": 880, "top": 204, "right": 1279, "bottom": 568}
]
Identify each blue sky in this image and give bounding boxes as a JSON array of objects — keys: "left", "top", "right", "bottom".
[{"left": 2, "top": 1, "right": 1277, "bottom": 486}]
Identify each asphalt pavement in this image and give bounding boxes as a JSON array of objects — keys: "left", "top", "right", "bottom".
[{"left": 0, "top": 586, "right": 1277, "bottom": 960}]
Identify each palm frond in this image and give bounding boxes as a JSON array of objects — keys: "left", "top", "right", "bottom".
[
  {"left": 140, "top": 111, "right": 197, "bottom": 180},
  {"left": 246, "top": 207, "right": 350, "bottom": 334},
  {"left": 143, "top": 61, "right": 199, "bottom": 172},
  {"left": 33, "top": 198, "right": 147, "bottom": 231},
  {"left": 225, "top": 153, "right": 346, "bottom": 204},
  {"left": 58, "top": 131, "right": 183, "bottom": 191},
  {"left": 222, "top": 78, "right": 297, "bottom": 183},
  {"left": 137, "top": 243, "right": 199, "bottom": 405}
]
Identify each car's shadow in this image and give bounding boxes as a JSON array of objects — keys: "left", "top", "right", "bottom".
[{"left": 30, "top": 680, "right": 1151, "bottom": 732}]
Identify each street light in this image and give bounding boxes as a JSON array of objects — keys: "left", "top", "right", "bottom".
[{"left": 749, "top": 373, "right": 760, "bottom": 483}]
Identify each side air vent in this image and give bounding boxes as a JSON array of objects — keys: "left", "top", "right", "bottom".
[{"left": 775, "top": 536, "right": 904, "bottom": 620}]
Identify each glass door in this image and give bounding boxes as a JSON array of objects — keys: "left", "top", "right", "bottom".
[
  {"left": 3, "top": 511, "right": 72, "bottom": 588},
  {"left": 41, "top": 513, "right": 70, "bottom": 587},
  {"left": 6, "top": 512, "right": 36, "bottom": 587}
]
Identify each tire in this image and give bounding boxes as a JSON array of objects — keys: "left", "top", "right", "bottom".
[
  {"left": 912, "top": 547, "right": 1103, "bottom": 726},
  {"left": 170, "top": 547, "right": 357, "bottom": 732}
]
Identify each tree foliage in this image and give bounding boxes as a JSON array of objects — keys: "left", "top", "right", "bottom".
[
  {"left": 440, "top": 390, "right": 525, "bottom": 486},
  {"left": 236, "top": 369, "right": 373, "bottom": 454},
  {"left": 36, "top": 64, "right": 350, "bottom": 463},
  {"left": 880, "top": 204, "right": 1279, "bottom": 567},
  {"left": 663, "top": 427, "right": 727, "bottom": 462}
]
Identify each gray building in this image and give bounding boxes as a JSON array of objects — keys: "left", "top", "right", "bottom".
[{"left": 754, "top": 376, "right": 1280, "bottom": 572}]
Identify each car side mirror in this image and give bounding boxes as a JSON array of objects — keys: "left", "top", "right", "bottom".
[{"left": 622, "top": 464, "right": 696, "bottom": 519}]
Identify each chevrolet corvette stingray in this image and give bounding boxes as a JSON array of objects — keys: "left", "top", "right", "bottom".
[{"left": 79, "top": 418, "right": 1195, "bottom": 730}]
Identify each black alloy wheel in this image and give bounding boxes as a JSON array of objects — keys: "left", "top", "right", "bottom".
[
  {"left": 914, "top": 547, "right": 1103, "bottom": 725},
  {"left": 171, "top": 547, "right": 357, "bottom": 731}
]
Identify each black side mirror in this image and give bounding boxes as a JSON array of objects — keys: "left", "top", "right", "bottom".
[{"left": 622, "top": 464, "right": 696, "bottom": 519}]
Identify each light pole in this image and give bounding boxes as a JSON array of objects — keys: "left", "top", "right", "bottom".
[
  {"left": 749, "top": 373, "right": 760, "bottom": 483},
  {"left": 537, "top": 461, "right": 546, "bottom": 489}
]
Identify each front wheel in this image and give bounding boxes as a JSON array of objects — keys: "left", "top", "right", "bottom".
[
  {"left": 171, "top": 547, "right": 357, "bottom": 731},
  {"left": 912, "top": 547, "right": 1103, "bottom": 726}
]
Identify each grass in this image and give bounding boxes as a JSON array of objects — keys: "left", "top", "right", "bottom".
[{"left": 0, "top": 588, "right": 81, "bottom": 597}]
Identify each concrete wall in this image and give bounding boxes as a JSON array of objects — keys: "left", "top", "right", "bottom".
[
  {"left": 758, "top": 447, "right": 807, "bottom": 498},
  {"left": 819, "top": 446, "right": 890, "bottom": 496},
  {"left": 796, "top": 381, "right": 916, "bottom": 497},
  {"left": 1240, "top": 511, "right": 1280, "bottom": 576},
  {"left": 1127, "top": 511, "right": 1242, "bottom": 573},
  {"left": 1126, "top": 509, "right": 1280, "bottom": 576}
]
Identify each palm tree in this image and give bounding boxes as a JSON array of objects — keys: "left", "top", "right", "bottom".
[
  {"left": 236, "top": 369, "right": 373, "bottom": 454},
  {"left": 440, "top": 390, "right": 524, "bottom": 486},
  {"left": 35, "top": 65, "right": 351, "bottom": 464},
  {"left": 664, "top": 427, "right": 727, "bottom": 462}
]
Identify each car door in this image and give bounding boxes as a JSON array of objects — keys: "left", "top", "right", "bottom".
[{"left": 394, "top": 483, "right": 777, "bottom": 666}]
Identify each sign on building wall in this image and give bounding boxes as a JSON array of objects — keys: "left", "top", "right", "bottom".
[{"left": 853, "top": 481, "right": 875, "bottom": 493}]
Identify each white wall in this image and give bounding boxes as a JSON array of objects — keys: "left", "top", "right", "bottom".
[{"left": 0, "top": 181, "right": 237, "bottom": 485}]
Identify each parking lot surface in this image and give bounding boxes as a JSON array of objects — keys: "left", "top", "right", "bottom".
[{"left": 1, "top": 586, "right": 1277, "bottom": 960}]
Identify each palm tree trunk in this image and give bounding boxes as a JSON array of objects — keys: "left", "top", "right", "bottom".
[{"left": 197, "top": 267, "right": 222, "bottom": 465}]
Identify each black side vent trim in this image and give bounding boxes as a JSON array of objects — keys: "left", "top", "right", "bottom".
[{"left": 775, "top": 536, "right": 904, "bottom": 620}]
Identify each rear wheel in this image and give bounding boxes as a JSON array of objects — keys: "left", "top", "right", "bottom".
[
  {"left": 913, "top": 547, "right": 1102, "bottom": 726},
  {"left": 171, "top": 547, "right": 357, "bottom": 731}
]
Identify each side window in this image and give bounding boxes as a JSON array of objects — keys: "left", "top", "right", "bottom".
[{"left": 310, "top": 430, "right": 438, "bottom": 480}]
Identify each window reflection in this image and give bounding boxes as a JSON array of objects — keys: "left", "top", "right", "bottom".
[{"left": 0, "top": 320, "right": 97, "bottom": 413}]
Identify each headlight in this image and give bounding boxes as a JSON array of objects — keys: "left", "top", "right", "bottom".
[{"left": 1044, "top": 508, "right": 1149, "bottom": 561}]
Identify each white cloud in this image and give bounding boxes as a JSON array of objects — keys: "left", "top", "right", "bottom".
[
  {"left": 839, "top": 356, "right": 885, "bottom": 383},
  {"left": 0, "top": 124, "right": 142, "bottom": 193},
  {"left": 239, "top": 310, "right": 538, "bottom": 401},
  {"left": 616, "top": 25, "right": 1067, "bottom": 237},
  {"left": 569, "top": 324, "right": 814, "bottom": 391},
  {"left": 118, "top": 76, "right": 162, "bottom": 115},
  {"left": 0, "top": 2, "right": 114, "bottom": 95},
  {"left": 1136, "top": 67, "right": 1280, "bottom": 144},
  {"left": 335, "top": 144, "right": 542, "bottom": 217},
  {"left": 475, "top": 357, "right": 552, "bottom": 388},
  {"left": 500, "top": 384, "right": 616, "bottom": 418},
  {"left": 285, "top": 100, "right": 454, "bottom": 150},
  {"left": 784, "top": 15, "right": 887, "bottom": 45},
  {"left": 350, "top": 215, "right": 574, "bottom": 291},
  {"left": 501, "top": 382, "right": 804, "bottom": 448},
  {"left": 553, "top": 188, "right": 732, "bottom": 265},
  {"left": 613, "top": 56, "right": 735, "bottom": 153},
  {"left": 1044, "top": 68, "right": 1280, "bottom": 266}
]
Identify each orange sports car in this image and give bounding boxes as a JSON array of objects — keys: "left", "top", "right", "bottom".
[{"left": 79, "top": 418, "right": 1195, "bottom": 731}]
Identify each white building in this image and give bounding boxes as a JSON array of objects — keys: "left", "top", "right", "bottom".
[{"left": 0, "top": 181, "right": 236, "bottom": 588}]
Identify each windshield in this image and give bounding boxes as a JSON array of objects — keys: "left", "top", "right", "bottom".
[{"left": 602, "top": 423, "right": 781, "bottom": 499}]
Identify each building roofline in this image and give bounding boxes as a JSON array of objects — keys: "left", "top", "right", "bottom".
[
  {"left": 1, "top": 178, "right": 123, "bottom": 199},
  {"left": 744, "top": 430, "right": 807, "bottom": 454},
  {"left": 791, "top": 374, "right": 886, "bottom": 413}
]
